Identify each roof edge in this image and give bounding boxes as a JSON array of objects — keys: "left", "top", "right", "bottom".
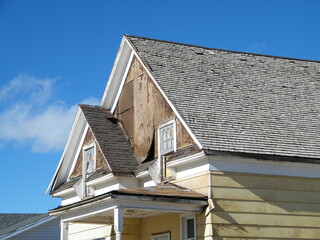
[{"left": 124, "top": 34, "right": 320, "bottom": 63}]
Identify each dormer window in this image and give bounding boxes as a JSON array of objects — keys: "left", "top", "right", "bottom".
[
  {"left": 84, "top": 145, "right": 96, "bottom": 175},
  {"left": 158, "top": 120, "right": 176, "bottom": 181},
  {"left": 159, "top": 120, "right": 176, "bottom": 155}
]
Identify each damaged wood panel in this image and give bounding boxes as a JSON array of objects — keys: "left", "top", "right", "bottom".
[
  {"left": 69, "top": 128, "right": 108, "bottom": 179},
  {"left": 115, "top": 56, "right": 195, "bottom": 162}
]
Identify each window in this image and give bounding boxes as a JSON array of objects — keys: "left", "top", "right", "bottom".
[
  {"left": 181, "top": 214, "right": 196, "bottom": 240},
  {"left": 159, "top": 120, "right": 176, "bottom": 155},
  {"left": 84, "top": 146, "right": 96, "bottom": 174},
  {"left": 151, "top": 232, "right": 170, "bottom": 240},
  {"left": 82, "top": 143, "right": 96, "bottom": 197},
  {"left": 158, "top": 120, "right": 176, "bottom": 181}
]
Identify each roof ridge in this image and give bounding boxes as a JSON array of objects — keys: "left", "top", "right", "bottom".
[{"left": 124, "top": 34, "right": 320, "bottom": 63}]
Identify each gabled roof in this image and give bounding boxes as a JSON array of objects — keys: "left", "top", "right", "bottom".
[
  {"left": 125, "top": 35, "right": 320, "bottom": 159},
  {"left": 0, "top": 214, "right": 57, "bottom": 239},
  {"left": 79, "top": 104, "right": 138, "bottom": 173}
]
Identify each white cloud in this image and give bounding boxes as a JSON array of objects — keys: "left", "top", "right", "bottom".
[{"left": 0, "top": 74, "right": 100, "bottom": 153}]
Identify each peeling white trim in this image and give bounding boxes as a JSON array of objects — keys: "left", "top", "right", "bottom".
[
  {"left": 111, "top": 51, "right": 135, "bottom": 113},
  {"left": 86, "top": 173, "right": 115, "bottom": 186},
  {"left": 167, "top": 151, "right": 206, "bottom": 168},
  {"left": 67, "top": 123, "right": 89, "bottom": 179},
  {"left": 136, "top": 170, "right": 149, "bottom": 178},
  {"left": 47, "top": 108, "right": 83, "bottom": 193},
  {"left": 52, "top": 188, "right": 75, "bottom": 197}
]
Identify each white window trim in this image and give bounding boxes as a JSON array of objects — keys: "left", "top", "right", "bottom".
[
  {"left": 82, "top": 142, "right": 96, "bottom": 197},
  {"left": 158, "top": 119, "right": 177, "bottom": 156},
  {"left": 180, "top": 213, "right": 197, "bottom": 240},
  {"left": 151, "top": 232, "right": 170, "bottom": 240},
  {"left": 158, "top": 119, "right": 176, "bottom": 181}
]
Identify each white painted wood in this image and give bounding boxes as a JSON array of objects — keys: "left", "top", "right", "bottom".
[
  {"left": 61, "top": 221, "right": 68, "bottom": 240},
  {"left": 100, "top": 38, "right": 132, "bottom": 109},
  {"left": 111, "top": 51, "right": 135, "bottom": 113},
  {"left": 114, "top": 207, "right": 123, "bottom": 240}
]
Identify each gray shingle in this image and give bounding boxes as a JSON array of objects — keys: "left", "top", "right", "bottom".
[
  {"left": 79, "top": 105, "right": 138, "bottom": 173},
  {"left": 126, "top": 35, "right": 320, "bottom": 159},
  {"left": 0, "top": 214, "right": 47, "bottom": 236}
]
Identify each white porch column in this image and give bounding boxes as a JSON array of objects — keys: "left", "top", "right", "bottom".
[
  {"left": 60, "top": 221, "right": 68, "bottom": 240},
  {"left": 114, "top": 207, "right": 123, "bottom": 240}
]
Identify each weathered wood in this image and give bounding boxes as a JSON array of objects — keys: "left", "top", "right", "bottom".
[
  {"left": 70, "top": 128, "right": 108, "bottom": 179},
  {"left": 115, "top": 56, "right": 195, "bottom": 162}
]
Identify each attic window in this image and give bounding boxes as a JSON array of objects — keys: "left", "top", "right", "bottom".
[
  {"left": 159, "top": 120, "right": 176, "bottom": 155},
  {"left": 84, "top": 145, "right": 96, "bottom": 175}
]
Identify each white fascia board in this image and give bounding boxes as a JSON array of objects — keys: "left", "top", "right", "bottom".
[
  {"left": 209, "top": 155, "right": 320, "bottom": 178},
  {"left": 123, "top": 37, "right": 202, "bottom": 149},
  {"left": 110, "top": 51, "right": 134, "bottom": 113},
  {"left": 47, "top": 108, "right": 85, "bottom": 193},
  {"left": 67, "top": 123, "right": 89, "bottom": 179},
  {"left": 100, "top": 37, "right": 133, "bottom": 109},
  {"left": 52, "top": 188, "right": 75, "bottom": 197},
  {"left": 86, "top": 173, "right": 116, "bottom": 186},
  {"left": 0, "top": 216, "right": 58, "bottom": 240},
  {"left": 136, "top": 170, "right": 149, "bottom": 178},
  {"left": 167, "top": 151, "right": 206, "bottom": 168}
]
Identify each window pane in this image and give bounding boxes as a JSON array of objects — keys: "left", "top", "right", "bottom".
[{"left": 187, "top": 218, "right": 195, "bottom": 238}]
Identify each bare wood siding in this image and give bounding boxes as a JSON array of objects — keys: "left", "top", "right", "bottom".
[
  {"left": 198, "top": 171, "right": 320, "bottom": 239},
  {"left": 10, "top": 217, "right": 60, "bottom": 240},
  {"left": 70, "top": 128, "right": 108, "bottom": 178},
  {"left": 141, "top": 213, "right": 180, "bottom": 240},
  {"left": 116, "top": 57, "right": 194, "bottom": 162}
]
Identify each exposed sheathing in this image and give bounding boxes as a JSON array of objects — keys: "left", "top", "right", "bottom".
[
  {"left": 200, "top": 171, "right": 320, "bottom": 239},
  {"left": 69, "top": 128, "right": 108, "bottom": 179},
  {"left": 116, "top": 56, "right": 194, "bottom": 162}
]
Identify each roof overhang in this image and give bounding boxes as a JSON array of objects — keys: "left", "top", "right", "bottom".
[{"left": 49, "top": 189, "right": 207, "bottom": 222}]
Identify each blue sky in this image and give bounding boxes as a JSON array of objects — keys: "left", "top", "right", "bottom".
[{"left": 0, "top": 0, "right": 319, "bottom": 213}]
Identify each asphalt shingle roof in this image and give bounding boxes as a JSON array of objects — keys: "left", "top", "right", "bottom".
[
  {"left": 126, "top": 35, "right": 320, "bottom": 159},
  {"left": 79, "top": 104, "right": 138, "bottom": 173},
  {"left": 0, "top": 214, "right": 47, "bottom": 237}
]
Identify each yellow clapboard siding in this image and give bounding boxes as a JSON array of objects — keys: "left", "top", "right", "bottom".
[
  {"left": 198, "top": 224, "right": 320, "bottom": 239},
  {"left": 174, "top": 173, "right": 208, "bottom": 190},
  {"left": 212, "top": 199, "right": 320, "bottom": 216},
  {"left": 211, "top": 172, "right": 320, "bottom": 192},
  {"left": 212, "top": 186, "right": 320, "bottom": 204},
  {"left": 199, "top": 212, "right": 320, "bottom": 228},
  {"left": 141, "top": 213, "right": 180, "bottom": 240}
]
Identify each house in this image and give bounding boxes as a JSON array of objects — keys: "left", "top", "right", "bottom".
[
  {"left": 0, "top": 214, "right": 60, "bottom": 239},
  {"left": 48, "top": 35, "right": 320, "bottom": 240}
]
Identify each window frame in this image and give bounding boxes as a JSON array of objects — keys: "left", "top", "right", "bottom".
[
  {"left": 158, "top": 119, "right": 177, "bottom": 156},
  {"left": 82, "top": 142, "right": 96, "bottom": 197},
  {"left": 158, "top": 119, "right": 177, "bottom": 181},
  {"left": 83, "top": 142, "right": 96, "bottom": 176},
  {"left": 151, "top": 232, "right": 170, "bottom": 240},
  {"left": 180, "top": 214, "right": 197, "bottom": 240}
]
